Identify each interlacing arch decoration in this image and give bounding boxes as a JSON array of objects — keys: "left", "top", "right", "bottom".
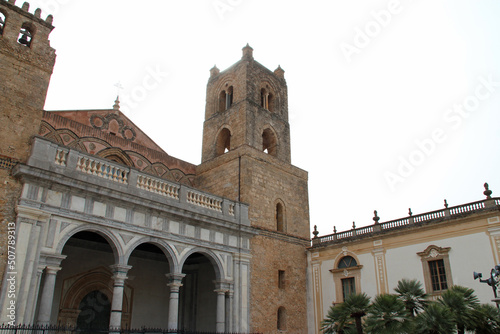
[
  {"left": 96, "top": 147, "right": 134, "bottom": 167},
  {"left": 39, "top": 122, "right": 195, "bottom": 185}
]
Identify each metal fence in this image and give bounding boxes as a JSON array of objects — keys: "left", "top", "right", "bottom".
[{"left": 0, "top": 325, "right": 261, "bottom": 334}]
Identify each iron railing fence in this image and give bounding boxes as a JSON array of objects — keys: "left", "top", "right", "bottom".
[{"left": 0, "top": 325, "right": 261, "bottom": 334}]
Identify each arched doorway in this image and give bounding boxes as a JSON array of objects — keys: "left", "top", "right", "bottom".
[
  {"left": 76, "top": 290, "right": 111, "bottom": 330},
  {"left": 179, "top": 252, "right": 218, "bottom": 332}
]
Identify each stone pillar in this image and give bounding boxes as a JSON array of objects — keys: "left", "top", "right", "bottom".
[
  {"left": 109, "top": 264, "right": 132, "bottom": 330},
  {"left": 37, "top": 266, "right": 62, "bottom": 325},
  {"left": 225, "top": 289, "right": 234, "bottom": 332},
  {"left": 215, "top": 289, "right": 226, "bottom": 333},
  {"left": 166, "top": 273, "right": 185, "bottom": 330}
]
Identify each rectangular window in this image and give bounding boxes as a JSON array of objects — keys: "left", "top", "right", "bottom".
[
  {"left": 341, "top": 277, "right": 356, "bottom": 301},
  {"left": 429, "top": 259, "right": 448, "bottom": 291},
  {"left": 278, "top": 270, "right": 285, "bottom": 289}
]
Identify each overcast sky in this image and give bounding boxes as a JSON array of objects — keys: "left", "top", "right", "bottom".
[{"left": 23, "top": 0, "right": 500, "bottom": 236}]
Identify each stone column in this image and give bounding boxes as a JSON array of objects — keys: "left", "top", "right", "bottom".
[
  {"left": 166, "top": 273, "right": 185, "bottom": 330},
  {"left": 215, "top": 289, "right": 226, "bottom": 333},
  {"left": 109, "top": 264, "right": 132, "bottom": 330},
  {"left": 37, "top": 266, "right": 62, "bottom": 325},
  {"left": 225, "top": 289, "right": 234, "bottom": 332}
]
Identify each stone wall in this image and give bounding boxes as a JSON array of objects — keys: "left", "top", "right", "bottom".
[{"left": 0, "top": 0, "right": 55, "bottom": 285}]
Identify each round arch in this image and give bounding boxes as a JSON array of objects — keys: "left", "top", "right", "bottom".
[
  {"left": 214, "top": 125, "right": 233, "bottom": 157},
  {"left": 274, "top": 198, "right": 286, "bottom": 232},
  {"left": 179, "top": 247, "right": 225, "bottom": 280},
  {"left": 261, "top": 125, "right": 279, "bottom": 156},
  {"left": 123, "top": 237, "right": 178, "bottom": 273},
  {"left": 333, "top": 251, "right": 361, "bottom": 269},
  {"left": 56, "top": 225, "right": 124, "bottom": 265}
]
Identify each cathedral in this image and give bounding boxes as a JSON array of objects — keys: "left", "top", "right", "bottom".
[
  {"left": 2, "top": 2, "right": 500, "bottom": 334},
  {"left": 0, "top": 1, "right": 309, "bottom": 333}
]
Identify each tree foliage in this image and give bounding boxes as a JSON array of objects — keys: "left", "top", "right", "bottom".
[{"left": 320, "top": 280, "right": 500, "bottom": 334}]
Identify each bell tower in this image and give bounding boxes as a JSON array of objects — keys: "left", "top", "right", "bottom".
[
  {"left": 197, "top": 46, "right": 310, "bottom": 333},
  {"left": 0, "top": 0, "right": 56, "bottom": 284},
  {"left": 201, "top": 44, "right": 291, "bottom": 164}
]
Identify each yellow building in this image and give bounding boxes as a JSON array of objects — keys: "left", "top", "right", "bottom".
[{"left": 308, "top": 185, "right": 500, "bottom": 333}]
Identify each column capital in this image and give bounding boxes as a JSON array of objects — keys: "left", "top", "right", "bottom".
[
  {"left": 110, "top": 264, "right": 132, "bottom": 283},
  {"left": 214, "top": 289, "right": 227, "bottom": 295},
  {"left": 45, "top": 266, "right": 62, "bottom": 275},
  {"left": 213, "top": 279, "right": 232, "bottom": 291},
  {"left": 39, "top": 252, "right": 67, "bottom": 267},
  {"left": 166, "top": 273, "right": 185, "bottom": 289}
]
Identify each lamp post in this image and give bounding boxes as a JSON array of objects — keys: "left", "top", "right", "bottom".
[{"left": 474, "top": 265, "right": 500, "bottom": 308}]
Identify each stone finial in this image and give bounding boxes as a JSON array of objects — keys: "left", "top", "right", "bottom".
[
  {"left": 333, "top": 226, "right": 337, "bottom": 234},
  {"left": 352, "top": 221, "right": 356, "bottom": 229},
  {"left": 46, "top": 14, "right": 54, "bottom": 24},
  {"left": 8, "top": 0, "right": 16, "bottom": 5},
  {"left": 444, "top": 199, "right": 448, "bottom": 208},
  {"left": 484, "top": 183, "right": 493, "bottom": 199},
  {"left": 373, "top": 210, "right": 380, "bottom": 224},
  {"left": 113, "top": 96, "right": 120, "bottom": 112},
  {"left": 274, "top": 65, "right": 285, "bottom": 79},
  {"left": 408, "top": 208, "right": 412, "bottom": 216},
  {"left": 312, "top": 225, "right": 319, "bottom": 238},
  {"left": 242, "top": 43, "right": 254, "bottom": 60},
  {"left": 22, "top": 2, "right": 29, "bottom": 11},
  {"left": 34, "top": 8, "right": 41, "bottom": 18},
  {"left": 210, "top": 65, "right": 220, "bottom": 78}
]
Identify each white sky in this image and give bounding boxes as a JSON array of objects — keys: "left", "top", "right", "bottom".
[{"left": 24, "top": 0, "right": 500, "bottom": 237}]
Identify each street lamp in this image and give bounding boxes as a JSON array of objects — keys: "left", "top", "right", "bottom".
[{"left": 474, "top": 265, "right": 500, "bottom": 308}]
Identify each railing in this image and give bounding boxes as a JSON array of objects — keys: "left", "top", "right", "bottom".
[
  {"left": 136, "top": 175, "right": 179, "bottom": 199},
  {"left": 187, "top": 190, "right": 223, "bottom": 213},
  {"left": 0, "top": 325, "right": 261, "bottom": 334},
  {"left": 313, "top": 198, "right": 499, "bottom": 246},
  {"left": 76, "top": 156, "right": 129, "bottom": 184},
  {"left": 23, "top": 137, "right": 247, "bottom": 224}
]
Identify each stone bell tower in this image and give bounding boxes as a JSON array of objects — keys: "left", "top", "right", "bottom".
[
  {"left": 0, "top": 0, "right": 56, "bottom": 282},
  {"left": 197, "top": 45, "right": 310, "bottom": 333}
]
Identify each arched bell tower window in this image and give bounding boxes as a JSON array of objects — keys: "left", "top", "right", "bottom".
[
  {"left": 262, "top": 128, "right": 277, "bottom": 156},
  {"left": 216, "top": 128, "right": 231, "bottom": 156},
  {"left": 218, "top": 86, "right": 233, "bottom": 112},
  {"left": 261, "top": 87, "right": 275, "bottom": 112},
  {"left": 18, "top": 22, "right": 34, "bottom": 47},
  {"left": 0, "top": 12, "right": 6, "bottom": 36}
]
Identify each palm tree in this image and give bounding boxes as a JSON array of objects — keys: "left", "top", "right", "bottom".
[
  {"left": 414, "top": 302, "right": 455, "bottom": 334},
  {"left": 473, "top": 303, "right": 500, "bottom": 334},
  {"left": 394, "top": 278, "right": 428, "bottom": 317},
  {"left": 438, "top": 285, "right": 480, "bottom": 334},
  {"left": 342, "top": 293, "right": 371, "bottom": 334},
  {"left": 320, "top": 302, "right": 352, "bottom": 334},
  {"left": 364, "top": 294, "right": 412, "bottom": 334},
  {"left": 320, "top": 293, "right": 370, "bottom": 334}
]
